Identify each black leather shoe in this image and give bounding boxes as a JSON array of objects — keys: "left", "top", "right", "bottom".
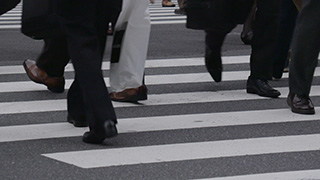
[
  {"left": 205, "top": 58, "right": 222, "bottom": 82},
  {"left": 246, "top": 78, "right": 281, "bottom": 98},
  {"left": 67, "top": 115, "right": 88, "bottom": 127},
  {"left": 287, "top": 93, "right": 315, "bottom": 115},
  {"left": 82, "top": 121, "right": 118, "bottom": 144}
]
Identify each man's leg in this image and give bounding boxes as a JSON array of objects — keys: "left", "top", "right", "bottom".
[
  {"left": 23, "top": 36, "right": 69, "bottom": 93},
  {"left": 287, "top": 0, "right": 320, "bottom": 114},
  {"left": 109, "top": 0, "right": 150, "bottom": 102},
  {"left": 56, "top": 0, "right": 117, "bottom": 143},
  {"left": 247, "top": 0, "right": 282, "bottom": 98}
]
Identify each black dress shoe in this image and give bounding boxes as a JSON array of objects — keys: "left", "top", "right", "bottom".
[
  {"left": 82, "top": 121, "right": 118, "bottom": 144},
  {"left": 246, "top": 78, "right": 281, "bottom": 98},
  {"left": 287, "top": 93, "right": 315, "bottom": 115},
  {"left": 240, "top": 31, "right": 253, "bottom": 45},
  {"left": 67, "top": 115, "right": 88, "bottom": 127},
  {"left": 205, "top": 58, "right": 222, "bottom": 82}
]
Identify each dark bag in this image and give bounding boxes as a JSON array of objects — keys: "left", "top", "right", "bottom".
[
  {"left": 0, "top": 0, "right": 21, "bottom": 15},
  {"left": 186, "top": 0, "right": 253, "bottom": 30},
  {"left": 21, "top": 0, "right": 61, "bottom": 40}
]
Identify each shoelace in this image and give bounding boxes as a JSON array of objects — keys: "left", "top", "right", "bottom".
[{"left": 260, "top": 79, "right": 274, "bottom": 91}]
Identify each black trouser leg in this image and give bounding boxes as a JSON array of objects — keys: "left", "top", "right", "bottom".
[
  {"left": 250, "top": 0, "right": 281, "bottom": 80},
  {"left": 36, "top": 36, "right": 70, "bottom": 77},
  {"left": 289, "top": 0, "right": 320, "bottom": 96},
  {"left": 56, "top": 0, "right": 117, "bottom": 136},
  {"left": 272, "top": 0, "right": 298, "bottom": 79}
]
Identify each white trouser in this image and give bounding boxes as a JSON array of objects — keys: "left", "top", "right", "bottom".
[{"left": 109, "top": 0, "right": 151, "bottom": 92}]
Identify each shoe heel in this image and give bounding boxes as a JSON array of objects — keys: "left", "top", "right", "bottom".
[
  {"left": 246, "top": 87, "right": 256, "bottom": 94},
  {"left": 48, "top": 86, "right": 64, "bottom": 93},
  {"left": 104, "top": 121, "right": 118, "bottom": 138}
]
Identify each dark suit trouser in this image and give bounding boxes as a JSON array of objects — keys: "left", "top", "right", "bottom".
[
  {"left": 289, "top": 0, "right": 320, "bottom": 96},
  {"left": 272, "top": 0, "right": 298, "bottom": 79},
  {"left": 36, "top": 0, "right": 121, "bottom": 78},
  {"left": 36, "top": 37, "right": 69, "bottom": 77},
  {"left": 205, "top": 0, "right": 281, "bottom": 80},
  {"left": 54, "top": 0, "right": 117, "bottom": 135}
]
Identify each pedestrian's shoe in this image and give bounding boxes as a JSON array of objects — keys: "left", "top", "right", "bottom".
[
  {"left": 162, "top": 0, "right": 175, "bottom": 7},
  {"left": 174, "top": 8, "right": 186, "bottom": 15},
  {"left": 205, "top": 57, "right": 222, "bottom": 82},
  {"left": 287, "top": 93, "right": 315, "bottom": 115},
  {"left": 23, "top": 59, "right": 65, "bottom": 93},
  {"left": 246, "top": 78, "right": 281, "bottom": 98},
  {"left": 82, "top": 121, "right": 118, "bottom": 144},
  {"left": 240, "top": 31, "right": 253, "bottom": 45},
  {"left": 67, "top": 115, "right": 88, "bottom": 127},
  {"left": 149, "top": 0, "right": 155, "bottom": 4},
  {"left": 109, "top": 85, "right": 148, "bottom": 102}
]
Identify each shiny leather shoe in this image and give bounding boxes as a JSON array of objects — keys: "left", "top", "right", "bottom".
[
  {"left": 23, "top": 59, "right": 65, "bottom": 93},
  {"left": 287, "top": 93, "right": 315, "bottom": 115},
  {"left": 162, "top": 0, "right": 175, "bottom": 7},
  {"left": 110, "top": 85, "right": 148, "bottom": 102},
  {"left": 67, "top": 115, "right": 88, "bottom": 127},
  {"left": 205, "top": 58, "right": 222, "bottom": 82},
  {"left": 82, "top": 121, "right": 118, "bottom": 144},
  {"left": 246, "top": 78, "right": 281, "bottom": 98}
]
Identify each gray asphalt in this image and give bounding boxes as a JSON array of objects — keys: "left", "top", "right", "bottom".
[{"left": 1, "top": 23, "right": 320, "bottom": 180}]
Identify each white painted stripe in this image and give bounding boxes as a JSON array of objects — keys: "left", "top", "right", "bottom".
[
  {"left": 0, "top": 14, "right": 21, "bottom": 16},
  {"left": 0, "top": 56, "right": 251, "bottom": 75},
  {"left": 0, "top": 17, "right": 20, "bottom": 20},
  {"left": 151, "top": 20, "right": 185, "bottom": 25},
  {"left": 0, "top": 21, "right": 20, "bottom": 24},
  {"left": 151, "top": 16, "right": 186, "bottom": 20},
  {"left": 42, "top": 134, "right": 320, "bottom": 168},
  {"left": 0, "top": 25, "right": 20, "bottom": 29},
  {"left": 1, "top": 107, "right": 320, "bottom": 142},
  {"left": 1, "top": 85, "right": 320, "bottom": 115},
  {"left": 0, "top": 65, "right": 313, "bottom": 93},
  {"left": 194, "top": 169, "right": 320, "bottom": 180},
  {"left": 151, "top": 13, "right": 184, "bottom": 16}
]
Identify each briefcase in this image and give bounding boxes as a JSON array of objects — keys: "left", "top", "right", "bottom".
[
  {"left": 186, "top": 0, "right": 253, "bottom": 30},
  {"left": 0, "top": 0, "right": 21, "bottom": 16},
  {"left": 21, "top": 0, "right": 61, "bottom": 40}
]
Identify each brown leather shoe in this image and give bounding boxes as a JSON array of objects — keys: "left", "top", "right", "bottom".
[
  {"left": 23, "top": 59, "right": 65, "bottom": 93},
  {"left": 162, "top": 0, "right": 175, "bottom": 7},
  {"left": 110, "top": 85, "right": 148, "bottom": 102},
  {"left": 287, "top": 93, "right": 315, "bottom": 115}
]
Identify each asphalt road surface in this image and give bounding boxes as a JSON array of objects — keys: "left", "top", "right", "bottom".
[{"left": 1, "top": 1, "right": 320, "bottom": 180}]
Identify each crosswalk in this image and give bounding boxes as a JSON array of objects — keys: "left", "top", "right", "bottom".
[
  {"left": 1, "top": 52, "right": 320, "bottom": 179},
  {"left": 0, "top": 0, "right": 185, "bottom": 29}
]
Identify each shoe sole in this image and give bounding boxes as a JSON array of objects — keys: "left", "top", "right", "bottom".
[
  {"left": 111, "top": 94, "right": 147, "bottom": 102},
  {"left": 23, "top": 61, "right": 65, "bottom": 93},
  {"left": 247, "top": 88, "right": 280, "bottom": 98},
  {"left": 67, "top": 115, "right": 88, "bottom": 127}
]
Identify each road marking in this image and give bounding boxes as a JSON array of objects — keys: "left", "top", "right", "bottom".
[
  {"left": 0, "top": 56, "right": 251, "bottom": 75},
  {"left": 193, "top": 169, "right": 320, "bottom": 180},
  {"left": 1, "top": 86, "right": 320, "bottom": 115},
  {"left": 42, "top": 134, "right": 320, "bottom": 168},
  {"left": 1, "top": 108, "right": 319, "bottom": 142},
  {"left": 1, "top": 65, "right": 319, "bottom": 93}
]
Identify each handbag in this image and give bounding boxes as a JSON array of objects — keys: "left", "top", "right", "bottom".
[
  {"left": 0, "top": 0, "right": 21, "bottom": 16},
  {"left": 186, "top": 0, "right": 253, "bottom": 30},
  {"left": 21, "top": 0, "right": 61, "bottom": 40}
]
